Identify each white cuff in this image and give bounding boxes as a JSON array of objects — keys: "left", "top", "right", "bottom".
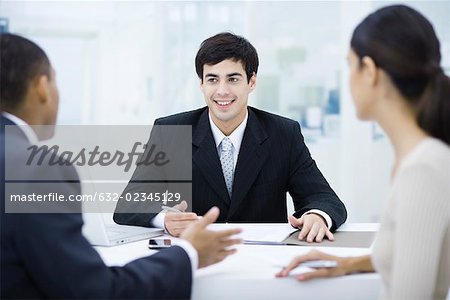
[
  {"left": 150, "top": 212, "right": 166, "bottom": 232},
  {"left": 150, "top": 213, "right": 198, "bottom": 274},
  {"left": 302, "top": 209, "right": 332, "bottom": 229}
]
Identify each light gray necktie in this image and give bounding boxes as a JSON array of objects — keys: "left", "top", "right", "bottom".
[{"left": 220, "top": 137, "right": 234, "bottom": 197}]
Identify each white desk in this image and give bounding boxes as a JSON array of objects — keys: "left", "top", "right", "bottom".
[{"left": 95, "top": 223, "right": 381, "bottom": 300}]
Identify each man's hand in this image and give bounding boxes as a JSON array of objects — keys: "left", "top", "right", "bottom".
[
  {"left": 164, "top": 201, "right": 199, "bottom": 237},
  {"left": 288, "top": 213, "right": 334, "bottom": 243},
  {"left": 181, "top": 207, "right": 242, "bottom": 268}
]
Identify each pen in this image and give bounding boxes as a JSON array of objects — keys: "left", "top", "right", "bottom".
[
  {"left": 161, "top": 206, "right": 203, "bottom": 219},
  {"left": 277, "top": 260, "right": 338, "bottom": 269},
  {"left": 244, "top": 240, "right": 287, "bottom": 246},
  {"left": 300, "top": 260, "right": 338, "bottom": 268},
  {"left": 161, "top": 205, "right": 182, "bottom": 213}
]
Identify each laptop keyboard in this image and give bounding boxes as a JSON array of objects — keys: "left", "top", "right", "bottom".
[
  {"left": 105, "top": 225, "right": 129, "bottom": 238},
  {"left": 105, "top": 224, "right": 154, "bottom": 239}
]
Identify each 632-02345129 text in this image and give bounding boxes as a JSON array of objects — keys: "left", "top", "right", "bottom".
[{"left": 9, "top": 190, "right": 182, "bottom": 203}]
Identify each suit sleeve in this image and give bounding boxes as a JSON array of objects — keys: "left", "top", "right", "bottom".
[
  {"left": 13, "top": 166, "right": 191, "bottom": 299},
  {"left": 287, "top": 122, "right": 347, "bottom": 231},
  {"left": 113, "top": 120, "right": 192, "bottom": 227},
  {"left": 113, "top": 120, "right": 167, "bottom": 226}
]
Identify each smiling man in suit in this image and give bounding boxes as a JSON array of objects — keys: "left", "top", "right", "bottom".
[
  {"left": 114, "top": 32, "right": 347, "bottom": 242},
  {"left": 0, "top": 33, "right": 241, "bottom": 299}
]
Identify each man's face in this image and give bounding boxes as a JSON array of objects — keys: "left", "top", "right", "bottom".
[{"left": 200, "top": 59, "right": 256, "bottom": 132}]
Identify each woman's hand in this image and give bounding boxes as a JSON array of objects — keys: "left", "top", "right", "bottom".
[{"left": 275, "top": 250, "right": 372, "bottom": 281}]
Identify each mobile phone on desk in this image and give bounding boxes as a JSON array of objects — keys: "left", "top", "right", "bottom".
[{"left": 148, "top": 239, "right": 172, "bottom": 250}]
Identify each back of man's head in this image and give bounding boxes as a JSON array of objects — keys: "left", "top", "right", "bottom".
[
  {"left": 195, "top": 32, "right": 259, "bottom": 83},
  {"left": 0, "top": 33, "right": 50, "bottom": 112}
]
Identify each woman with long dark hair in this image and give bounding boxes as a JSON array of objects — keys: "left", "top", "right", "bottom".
[{"left": 277, "top": 5, "right": 449, "bottom": 299}]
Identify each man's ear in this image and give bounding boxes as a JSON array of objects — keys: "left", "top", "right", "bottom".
[
  {"left": 249, "top": 73, "right": 257, "bottom": 91},
  {"left": 34, "top": 74, "right": 50, "bottom": 104},
  {"left": 361, "top": 56, "right": 378, "bottom": 86}
]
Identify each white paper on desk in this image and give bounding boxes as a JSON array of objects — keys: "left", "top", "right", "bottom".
[{"left": 207, "top": 223, "right": 295, "bottom": 243}]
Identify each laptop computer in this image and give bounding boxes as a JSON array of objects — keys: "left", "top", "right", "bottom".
[
  {"left": 79, "top": 172, "right": 163, "bottom": 247},
  {"left": 78, "top": 168, "right": 164, "bottom": 246},
  {"left": 82, "top": 212, "right": 163, "bottom": 247},
  {"left": 44, "top": 126, "right": 165, "bottom": 246}
]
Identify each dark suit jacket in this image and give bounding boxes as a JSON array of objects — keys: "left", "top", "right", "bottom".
[
  {"left": 0, "top": 116, "right": 192, "bottom": 299},
  {"left": 114, "top": 107, "right": 347, "bottom": 230}
]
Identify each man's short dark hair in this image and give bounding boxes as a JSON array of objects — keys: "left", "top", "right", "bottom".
[
  {"left": 0, "top": 33, "right": 50, "bottom": 111},
  {"left": 195, "top": 32, "right": 259, "bottom": 83}
]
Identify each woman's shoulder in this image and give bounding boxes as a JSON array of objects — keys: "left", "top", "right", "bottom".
[
  {"left": 401, "top": 138, "right": 450, "bottom": 172},
  {"left": 392, "top": 138, "right": 449, "bottom": 214},
  {"left": 394, "top": 138, "right": 450, "bottom": 195}
]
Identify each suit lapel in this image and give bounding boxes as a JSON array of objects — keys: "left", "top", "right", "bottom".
[
  {"left": 228, "top": 108, "right": 269, "bottom": 219},
  {"left": 192, "top": 110, "right": 231, "bottom": 207}
]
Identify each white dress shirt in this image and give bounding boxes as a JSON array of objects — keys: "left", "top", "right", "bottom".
[{"left": 209, "top": 111, "right": 248, "bottom": 170}]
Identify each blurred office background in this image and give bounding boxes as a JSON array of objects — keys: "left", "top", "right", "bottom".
[{"left": 1, "top": 0, "right": 449, "bottom": 222}]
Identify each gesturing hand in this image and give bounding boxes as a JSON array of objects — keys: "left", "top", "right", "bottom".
[{"left": 180, "top": 207, "right": 242, "bottom": 268}]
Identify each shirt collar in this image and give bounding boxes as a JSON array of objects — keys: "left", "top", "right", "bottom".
[
  {"left": 2, "top": 112, "right": 39, "bottom": 144},
  {"left": 209, "top": 109, "right": 248, "bottom": 151}
]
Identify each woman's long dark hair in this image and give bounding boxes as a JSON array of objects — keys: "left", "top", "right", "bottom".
[{"left": 351, "top": 5, "right": 450, "bottom": 145}]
